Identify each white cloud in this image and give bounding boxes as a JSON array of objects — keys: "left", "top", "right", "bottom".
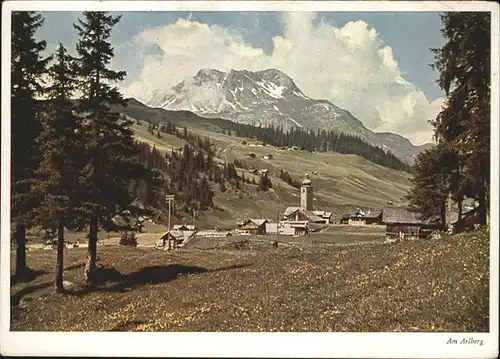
[{"left": 121, "top": 14, "right": 444, "bottom": 145}]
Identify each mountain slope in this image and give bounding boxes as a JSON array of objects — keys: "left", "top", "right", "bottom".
[
  {"left": 148, "top": 68, "right": 433, "bottom": 163},
  {"left": 112, "top": 100, "right": 412, "bottom": 228}
]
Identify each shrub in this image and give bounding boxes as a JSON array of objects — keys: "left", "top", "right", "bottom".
[{"left": 119, "top": 231, "right": 138, "bottom": 247}]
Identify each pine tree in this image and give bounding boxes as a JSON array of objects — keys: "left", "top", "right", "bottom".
[
  {"left": 406, "top": 146, "right": 449, "bottom": 225},
  {"left": 258, "top": 173, "right": 270, "bottom": 191},
  {"left": 33, "top": 44, "right": 84, "bottom": 292},
  {"left": 11, "top": 12, "right": 51, "bottom": 278},
  {"left": 430, "top": 12, "right": 491, "bottom": 224},
  {"left": 74, "top": 12, "right": 147, "bottom": 285}
]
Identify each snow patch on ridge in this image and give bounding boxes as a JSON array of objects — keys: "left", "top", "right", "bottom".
[{"left": 257, "top": 80, "right": 285, "bottom": 99}]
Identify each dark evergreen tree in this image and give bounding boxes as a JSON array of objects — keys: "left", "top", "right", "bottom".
[
  {"left": 258, "top": 173, "right": 271, "bottom": 191},
  {"left": 74, "top": 12, "right": 147, "bottom": 284},
  {"left": 11, "top": 12, "right": 51, "bottom": 278},
  {"left": 33, "top": 44, "right": 84, "bottom": 292},
  {"left": 406, "top": 146, "right": 449, "bottom": 225},
  {"left": 430, "top": 12, "right": 491, "bottom": 224}
]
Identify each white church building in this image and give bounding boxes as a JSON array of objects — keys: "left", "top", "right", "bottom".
[{"left": 283, "top": 174, "right": 332, "bottom": 225}]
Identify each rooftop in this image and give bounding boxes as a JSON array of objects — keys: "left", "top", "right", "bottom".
[{"left": 382, "top": 208, "right": 422, "bottom": 224}]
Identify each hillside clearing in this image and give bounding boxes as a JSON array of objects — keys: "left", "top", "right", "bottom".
[{"left": 11, "top": 227, "right": 489, "bottom": 332}]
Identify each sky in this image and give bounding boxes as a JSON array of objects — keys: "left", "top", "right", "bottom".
[{"left": 36, "top": 11, "right": 447, "bottom": 145}]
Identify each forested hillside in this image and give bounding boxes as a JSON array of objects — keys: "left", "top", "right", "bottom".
[
  {"left": 130, "top": 126, "right": 270, "bottom": 217},
  {"left": 116, "top": 99, "right": 414, "bottom": 173}
]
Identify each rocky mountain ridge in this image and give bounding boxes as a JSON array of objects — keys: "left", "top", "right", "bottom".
[{"left": 148, "top": 68, "right": 433, "bottom": 163}]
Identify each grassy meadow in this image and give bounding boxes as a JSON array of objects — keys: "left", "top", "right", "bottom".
[{"left": 11, "top": 227, "right": 489, "bottom": 332}]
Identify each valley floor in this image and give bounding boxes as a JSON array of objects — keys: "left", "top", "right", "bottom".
[{"left": 10, "top": 227, "right": 489, "bottom": 332}]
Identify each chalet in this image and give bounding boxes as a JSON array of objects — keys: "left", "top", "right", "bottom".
[
  {"left": 236, "top": 219, "right": 269, "bottom": 235},
  {"left": 382, "top": 208, "right": 423, "bottom": 239},
  {"left": 340, "top": 210, "right": 382, "bottom": 226},
  {"left": 340, "top": 210, "right": 366, "bottom": 225}
]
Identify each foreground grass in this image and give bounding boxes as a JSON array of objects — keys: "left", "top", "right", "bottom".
[{"left": 11, "top": 228, "right": 489, "bottom": 332}]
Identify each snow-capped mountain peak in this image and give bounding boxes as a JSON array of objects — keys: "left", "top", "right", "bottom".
[{"left": 147, "top": 68, "right": 432, "bottom": 163}]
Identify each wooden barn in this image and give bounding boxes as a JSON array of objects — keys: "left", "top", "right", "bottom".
[
  {"left": 382, "top": 208, "right": 423, "bottom": 239},
  {"left": 159, "top": 230, "right": 195, "bottom": 249}
]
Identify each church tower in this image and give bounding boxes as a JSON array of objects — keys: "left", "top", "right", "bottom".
[{"left": 300, "top": 174, "right": 313, "bottom": 210}]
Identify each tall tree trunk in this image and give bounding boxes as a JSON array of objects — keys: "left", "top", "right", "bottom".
[
  {"left": 457, "top": 199, "right": 462, "bottom": 221},
  {"left": 84, "top": 214, "right": 98, "bottom": 286},
  {"left": 55, "top": 220, "right": 65, "bottom": 293},
  {"left": 15, "top": 224, "right": 27, "bottom": 278},
  {"left": 478, "top": 181, "right": 487, "bottom": 225},
  {"left": 439, "top": 200, "right": 446, "bottom": 229}
]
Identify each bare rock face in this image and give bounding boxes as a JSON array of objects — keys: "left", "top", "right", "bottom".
[{"left": 148, "top": 68, "right": 432, "bottom": 164}]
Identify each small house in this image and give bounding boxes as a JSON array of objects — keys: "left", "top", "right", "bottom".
[
  {"left": 312, "top": 211, "right": 332, "bottom": 224},
  {"left": 237, "top": 219, "right": 269, "bottom": 235},
  {"left": 285, "top": 220, "right": 309, "bottom": 235},
  {"left": 339, "top": 210, "right": 366, "bottom": 225},
  {"left": 267, "top": 221, "right": 309, "bottom": 236},
  {"left": 265, "top": 222, "right": 296, "bottom": 236},
  {"left": 364, "top": 210, "right": 383, "bottom": 225},
  {"left": 340, "top": 210, "right": 381, "bottom": 226},
  {"left": 382, "top": 208, "right": 423, "bottom": 239},
  {"left": 159, "top": 230, "right": 195, "bottom": 249}
]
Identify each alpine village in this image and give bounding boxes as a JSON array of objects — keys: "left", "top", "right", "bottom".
[{"left": 8, "top": 10, "right": 491, "bottom": 334}]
